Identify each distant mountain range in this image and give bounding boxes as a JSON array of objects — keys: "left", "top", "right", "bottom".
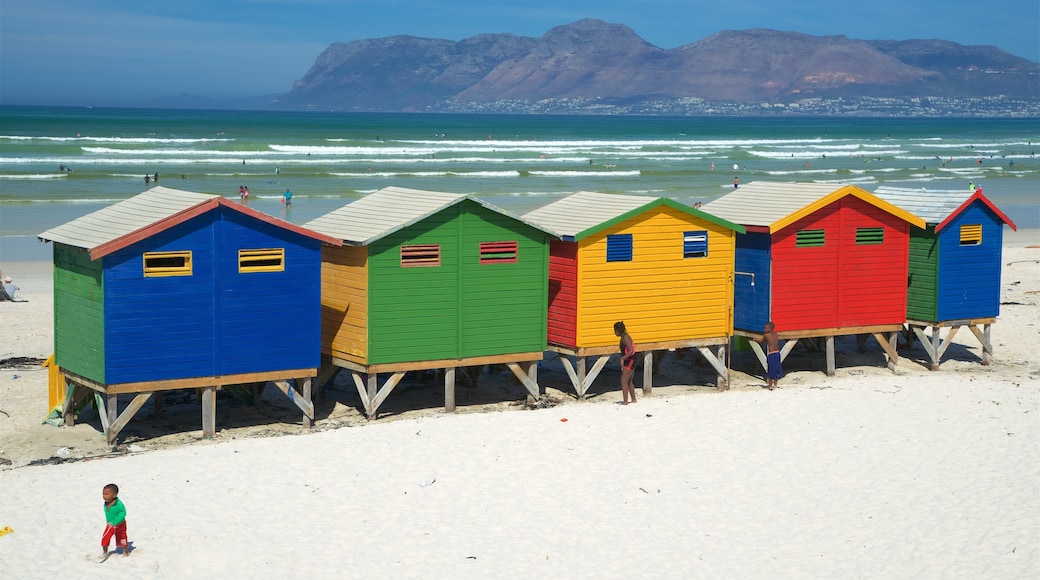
[{"left": 264, "top": 19, "right": 1039, "bottom": 115}]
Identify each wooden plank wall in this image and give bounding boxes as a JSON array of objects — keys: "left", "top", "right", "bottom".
[
  {"left": 53, "top": 244, "right": 106, "bottom": 383},
  {"left": 937, "top": 203, "right": 1005, "bottom": 320},
  {"left": 321, "top": 244, "right": 368, "bottom": 363},
  {"left": 575, "top": 206, "right": 736, "bottom": 348}
]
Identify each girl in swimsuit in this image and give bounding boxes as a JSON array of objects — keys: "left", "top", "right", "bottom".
[{"left": 614, "top": 321, "right": 637, "bottom": 404}]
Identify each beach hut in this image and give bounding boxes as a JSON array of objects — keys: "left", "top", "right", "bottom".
[
  {"left": 303, "top": 186, "right": 554, "bottom": 419},
  {"left": 524, "top": 191, "right": 745, "bottom": 396},
  {"left": 37, "top": 186, "right": 341, "bottom": 443},
  {"left": 873, "top": 186, "right": 1017, "bottom": 369},
  {"left": 702, "top": 182, "right": 926, "bottom": 376}
]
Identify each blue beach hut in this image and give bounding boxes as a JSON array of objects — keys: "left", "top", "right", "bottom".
[
  {"left": 37, "top": 186, "right": 341, "bottom": 442},
  {"left": 873, "top": 186, "right": 1017, "bottom": 369}
]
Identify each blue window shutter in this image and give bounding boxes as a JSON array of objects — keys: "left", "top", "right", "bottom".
[
  {"left": 683, "top": 230, "right": 708, "bottom": 258},
  {"left": 606, "top": 234, "right": 633, "bottom": 262}
]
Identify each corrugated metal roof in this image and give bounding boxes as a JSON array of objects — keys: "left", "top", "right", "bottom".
[
  {"left": 523, "top": 191, "right": 660, "bottom": 237},
  {"left": 37, "top": 186, "right": 218, "bottom": 250},
  {"left": 701, "top": 181, "right": 845, "bottom": 227},
  {"left": 304, "top": 186, "right": 553, "bottom": 245},
  {"left": 872, "top": 186, "right": 974, "bottom": 224}
]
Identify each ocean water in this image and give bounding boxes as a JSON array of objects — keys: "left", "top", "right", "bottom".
[{"left": 1, "top": 106, "right": 1037, "bottom": 262}]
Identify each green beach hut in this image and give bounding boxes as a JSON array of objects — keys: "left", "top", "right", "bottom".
[{"left": 304, "top": 186, "right": 554, "bottom": 418}]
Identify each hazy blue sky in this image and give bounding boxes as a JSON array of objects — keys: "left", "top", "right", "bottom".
[{"left": 2, "top": 0, "right": 1038, "bottom": 106}]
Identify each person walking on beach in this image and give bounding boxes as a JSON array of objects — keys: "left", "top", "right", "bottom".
[
  {"left": 614, "top": 321, "right": 637, "bottom": 404},
  {"left": 99, "top": 483, "right": 129, "bottom": 561},
  {"left": 757, "top": 321, "right": 783, "bottom": 390},
  {"left": 282, "top": 189, "right": 293, "bottom": 206}
]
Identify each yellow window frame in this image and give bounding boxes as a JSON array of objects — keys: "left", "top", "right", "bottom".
[
  {"left": 143, "top": 251, "right": 193, "bottom": 277},
  {"left": 239, "top": 248, "right": 285, "bottom": 273}
]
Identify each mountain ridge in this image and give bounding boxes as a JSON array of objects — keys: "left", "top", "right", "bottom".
[{"left": 272, "top": 19, "right": 1040, "bottom": 115}]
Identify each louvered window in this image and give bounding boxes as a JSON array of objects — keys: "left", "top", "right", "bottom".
[
  {"left": 795, "top": 229, "right": 825, "bottom": 247},
  {"left": 606, "top": 234, "right": 633, "bottom": 262},
  {"left": 683, "top": 231, "right": 708, "bottom": 258},
  {"left": 855, "top": 227, "right": 885, "bottom": 245},
  {"left": 401, "top": 244, "right": 441, "bottom": 267},
  {"left": 959, "top": 224, "right": 982, "bottom": 246},
  {"left": 479, "top": 241, "right": 518, "bottom": 264},
  {"left": 239, "top": 248, "right": 285, "bottom": 272},
  {"left": 143, "top": 251, "right": 192, "bottom": 277}
]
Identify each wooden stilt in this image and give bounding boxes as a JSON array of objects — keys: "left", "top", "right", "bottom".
[
  {"left": 201, "top": 386, "right": 216, "bottom": 438},
  {"left": 825, "top": 336, "right": 836, "bottom": 376},
  {"left": 697, "top": 346, "right": 730, "bottom": 390},
  {"left": 560, "top": 354, "right": 610, "bottom": 399},
  {"left": 969, "top": 323, "right": 993, "bottom": 365},
  {"left": 444, "top": 367, "right": 456, "bottom": 413},
  {"left": 271, "top": 378, "right": 315, "bottom": 426},
  {"left": 302, "top": 378, "right": 312, "bottom": 428},
  {"left": 351, "top": 372, "right": 404, "bottom": 420},
  {"left": 153, "top": 391, "right": 164, "bottom": 419},
  {"left": 105, "top": 393, "right": 153, "bottom": 445},
  {"left": 641, "top": 351, "right": 653, "bottom": 396},
  {"left": 505, "top": 361, "right": 540, "bottom": 403}
]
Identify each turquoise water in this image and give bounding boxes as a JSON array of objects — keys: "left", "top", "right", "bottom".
[{"left": 2, "top": 106, "right": 1038, "bottom": 261}]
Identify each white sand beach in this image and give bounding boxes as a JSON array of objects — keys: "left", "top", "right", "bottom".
[{"left": 0, "top": 232, "right": 1037, "bottom": 579}]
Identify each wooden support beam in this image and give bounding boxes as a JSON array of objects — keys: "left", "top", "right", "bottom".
[
  {"left": 95, "top": 393, "right": 111, "bottom": 434},
  {"left": 936, "top": 326, "right": 960, "bottom": 360},
  {"left": 153, "top": 391, "right": 164, "bottom": 419},
  {"left": 201, "top": 386, "right": 216, "bottom": 438},
  {"left": 642, "top": 351, "right": 654, "bottom": 396},
  {"left": 969, "top": 323, "right": 993, "bottom": 365},
  {"left": 62, "top": 382, "right": 78, "bottom": 427},
  {"left": 445, "top": 367, "right": 456, "bottom": 413},
  {"left": 505, "top": 361, "right": 540, "bottom": 402},
  {"left": 696, "top": 346, "right": 729, "bottom": 390},
  {"left": 871, "top": 333, "right": 900, "bottom": 370},
  {"left": 271, "top": 378, "right": 315, "bottom": 424},
  {"left": 825, "top": 336, "right": 836, "bottom": 377},
  {"left": 302, "top": 379, "right": 312, "bottom": 428},
  {"left": 748, "top": 339, "right": 767, "bottom": 370},
  {"left": 559, "top": 356, "right": 583, "bottom": 397},
  {"left": 910, "top": 326, "right": 940, "bottom": 370},
  {"left": 105, "top": 393, "right": 153, "bottom": 445},
  {"left": 350, "top": 372, "right": 404, "bottom": 420}
]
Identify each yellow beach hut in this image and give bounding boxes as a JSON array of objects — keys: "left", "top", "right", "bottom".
[{"left": 525, "top": 192, "right": 745, "bottom": 396}]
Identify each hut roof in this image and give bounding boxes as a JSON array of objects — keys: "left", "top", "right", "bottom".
[
  {"left": 702, "top": 181, "right": 925, "bottom": 233},
  {"left": 524, "top": 191, "right": 744, "bottom": 241},
  {"left": 38, "top": 186, "right": 340, "bottom": 260},
  {"left": 872, "top": 186, "right": 1016, "bottom": 232},
  {"left": 304, "top": 186, "right": 554, "bottom": 245}
]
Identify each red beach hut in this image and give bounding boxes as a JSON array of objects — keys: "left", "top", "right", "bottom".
[{"left": 702, "top": 182, "right": 926, "bottom": 375}]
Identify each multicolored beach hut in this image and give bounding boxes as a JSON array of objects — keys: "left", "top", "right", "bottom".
[
  {"left": 524, "top": 191, "right": 745, "bottom": 396},
  {"left": 702, "top": 182, "right": 926, "bottom": 376},
  {"left": 873, "top": 186, "right": 1017, "bottom": 369},
  {"left": 303, "top": 186, "right": 553, "bottom": 419},
  {"left": 37, "top": 186, "right": 341, "bottom": 442}
]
